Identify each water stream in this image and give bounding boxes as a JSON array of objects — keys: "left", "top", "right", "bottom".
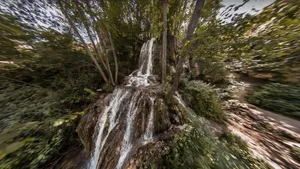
[
  {"left": 87, "top": 38, "right": 156, "bottom": 169},
  {"left": 144, "top": 97, "right": 155, "bottom": 141}
]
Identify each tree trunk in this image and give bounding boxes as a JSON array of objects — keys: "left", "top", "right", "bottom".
[
  {"left": 171, "top": 0, "right": 205, "bottom": 92},
  {"left": 107, "top": 29, "right": 119, "bottom": 84},
  {"left": 74, "top": 2, "right": 115, "bottom": 85},
  {"left": 59, "top": 3, "right": 109, "bottom": 84},
  {"left": 162, "top": 0, "right": 167, "bottom": 84}
]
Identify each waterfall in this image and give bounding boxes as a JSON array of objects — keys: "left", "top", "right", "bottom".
[
  {"left": 88, "top": 89, "right": 129, "bottom": 169},
  {"left": 116, "top": 91, "right": 141, "bottom": 169},
  {"left": 87, "top": 39, "right": 156, "bottom": 169},
  {"left": 144, "top": 97, "right": 155, "bottom": 141},
  {"left": 126, "top": 38, "right": 155, "bottom": 87}
]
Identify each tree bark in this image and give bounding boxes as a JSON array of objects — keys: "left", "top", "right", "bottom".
[
  {"left": 75, "top": 2, "right": 115, "bottom": 85},
  {"left": 107, "top": 29, "right": 119, "bottom": 84},
  {"left": 162, "top": 0, "right": 167, "bottom": 84},
  {"left": 171, "top": 0, "right": 205, "bottom": 92}
]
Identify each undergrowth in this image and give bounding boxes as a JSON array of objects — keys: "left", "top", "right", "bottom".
[
  {"left": 151, "top": 102, "right": 271, "bottom": 169},
  {"left": 247, "top": 83, "right": 300, "bottom": 120},
  {"left": 183, "top": 80, "right": 226, "bottom": 122},
  {"left": 0, "top": 14, "right": 102, "bottom": 168}
]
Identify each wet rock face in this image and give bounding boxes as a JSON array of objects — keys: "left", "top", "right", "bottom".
[
  {"left": 77, "top": 94, "right": 108, "bottom": 154},
  {"left": 154, "top": 99, "right": 171, "bottom": 133},
  {"left": 74, "top": 91, "right": 185, "bottom": 169},
  {"left": 125, "top": 141, "right": 171, "bottom": 169},
  {"left": 77, "top": 86, "right": 174, "bottom": 169},
  {"left": 75, "top": 39, "right": 184, "bottom": 169}
]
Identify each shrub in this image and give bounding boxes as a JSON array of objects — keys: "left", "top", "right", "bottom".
[
  {"left": 0, "top": 15, "right": 101, "bottom": 168},
  {"left": 247, "top": 83, "right": 300, "bottom": 119},
  {"left": 194, "top": 56, "right": 229, "bottom": 84},
  {"left": 184, "top": 80, "right": 226, "bottom": 122},
  {"left": 154, "top": 121, "right": 271, "bottom": 169}
]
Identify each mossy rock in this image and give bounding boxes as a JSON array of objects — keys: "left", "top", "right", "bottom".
[{"left": 102, "top": 83, "right": 114, "bottom": 92}]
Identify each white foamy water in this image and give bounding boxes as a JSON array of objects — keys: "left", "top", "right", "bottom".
[
  {"left": 88, "top": 89, "right": 129, "bottom": 169},
  {"left": 116, "top": 91, "right": 141, "bottom": 169},
  {"left": 87, "top": 39, "right": 157, "bottom": 169},
  {"left": 144, "top": 97, "right": 155, "bottom": 141},
  {"left": 126, "top": 38, "right": 155, "bottom": 87}
]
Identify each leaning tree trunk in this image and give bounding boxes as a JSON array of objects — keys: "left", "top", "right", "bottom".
[
  {"left": 59, "top": 3, "right": 109, "bottom": 84},
  {"left": 171, "top": 0, "right": 206, "bottom": 92},
  {"left": 162, "top": 0, "right": 167, "bottom": 84},
  {"left": 107, "top": 29, "right": 119, "bottom": 84},
  {"left": 75, "top": 2, "right": 115, "bottom": 85}
]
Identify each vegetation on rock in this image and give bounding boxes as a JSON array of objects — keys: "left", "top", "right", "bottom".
[{"left": 151, "top": 99, "right": 271, "bottom": 169}]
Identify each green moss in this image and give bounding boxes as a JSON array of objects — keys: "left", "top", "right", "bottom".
[
  {"left": 102, "top": 83, "right": 114, "bottom": 92},
  {"left": 184, "top": 80, "right": 226, "bottom": 122},
  {"left": 290, "top": 146, "right": 300, "bottom": 162},
  {"left": 247, "top": 83, "right": 300, "bottom": 119}
]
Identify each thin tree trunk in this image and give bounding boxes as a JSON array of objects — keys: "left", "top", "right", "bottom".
[
  {"left": 89, "top": 2, "right": 118, "bottom": 85},
  {"left": 85, "top": 2, "right": 112, "bottom": 74},
  {"left": 74, "top": 2, "right": 115, "bottom": 85},
  {"left": 171, "top": 0, "right": 205, "bottom": 92},
  {"left": 92, "top": 21, "right": 112, "bottom": 78},
  {"left": 101, "top": 31, "right": 115, "bottom": 85},
  {"left": 59, "top": 3, "right": 109, "bottom": 84},
  {"left": 85, "top": 24, "right": 110, "bottom": 73},
  {"left": 162, "top": 0, "right": 167, "bottom": 84},
  {"left": 107, "top": 29, "right": 119, "bottom": 84}
]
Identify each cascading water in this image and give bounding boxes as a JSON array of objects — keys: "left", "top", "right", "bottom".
[
  {"left": 126, "top": 38, "right": 155, "bottom": 87},
  {"left": 115, "top": 91, "right": 141, "bottom": 169},
  {"left": 144, "top": 97, "right": 155, "bottom": 141},
  {"left": 86, "top": 38, "right": 157, "bottom": 169},
  {"left": 88, "top": 89, "right": 130, "bottom": 169}
]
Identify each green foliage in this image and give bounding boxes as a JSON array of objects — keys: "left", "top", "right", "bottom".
[
  {"left": 226, "top": 0, "right": 300, "bottom": 83},
  {"left": 0, "top": 14, "right": 35, "bottom": 62},
  {"left": 0, "top": 15, "right": 101, "bottom": 168},
  {"left": 184, "top": 21, "right": 231, "bottom": 84},
  {"left": 102, "top": 83, "right": 114, "bottom": 92},
  {"left": 220, "top": 133, "right": 249, "bottom": 154},
  {"left": 163, "top": 75, "right": 172, "bottom": 96},
  {"left": 0, "top": 119, "right": 81, "bottom": 169},
  {"left": 184, "top": 80, "right": 226, "bottom": 122},
  {"left": 247, "top": 83, "right": 300, "bottom": 119},
  {"left": 40, "top": 30, "right": 73, "bottom": 49},
  {"left": 153, "top": 109, "right": 271, "bottom": 169}
]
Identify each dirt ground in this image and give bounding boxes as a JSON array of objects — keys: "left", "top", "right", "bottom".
[{"left": 226, "top": 76, "right": 300, "bottom": 169}]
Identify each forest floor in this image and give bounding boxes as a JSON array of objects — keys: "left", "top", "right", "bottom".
[{"left": 226, "top": 75, "right": 300, "bottom": 169}]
